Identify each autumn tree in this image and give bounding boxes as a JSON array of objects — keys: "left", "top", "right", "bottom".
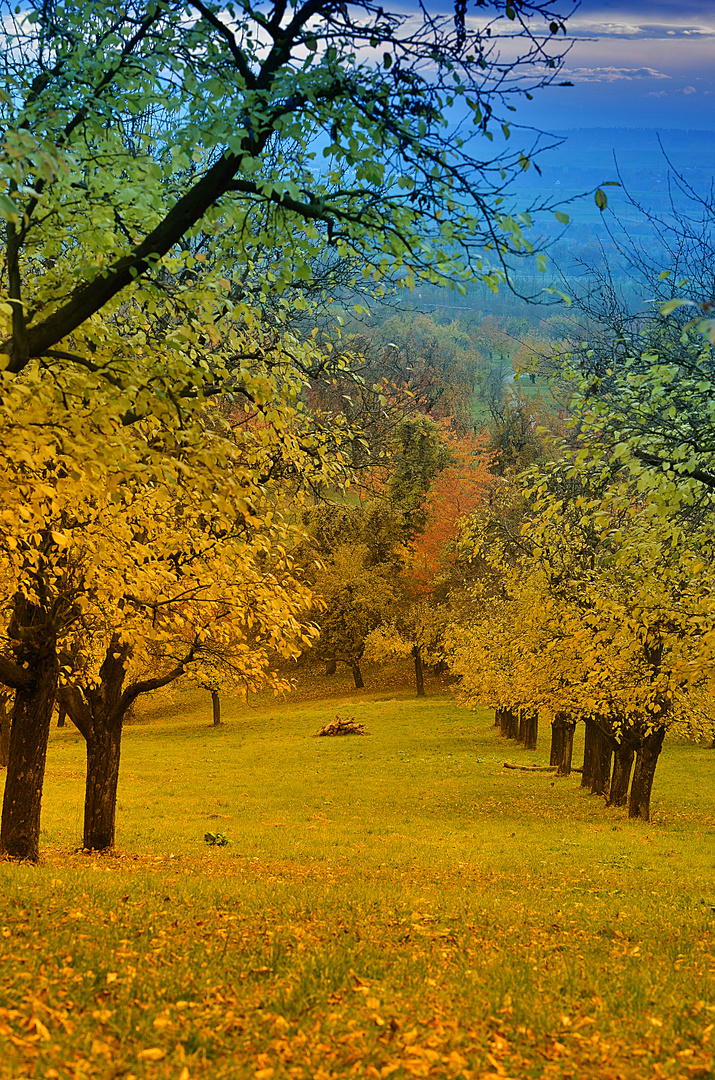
[
  {"left": 0, "top": 327, "right": 347, "bottom": 859},
  {"left": 299, "top": 502, "right": 405, "bottom": 688},
  {"left": 0, "top": 0, "right": 586, "bottom": 862},
  {"left": 58, "top": 532, "right": 315, "bottom": 852}
]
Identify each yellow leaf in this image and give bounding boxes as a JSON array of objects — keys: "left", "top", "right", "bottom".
[
  {"left": 106, "top": 972, "right": 118, "bottom": 984},
  {"left": 254, "top": 1070, "right": 274, "bottom": 1079},
  {"left": 29, "top": 1017, "right": 50, "bottom": 1040},
  {"left": 138, "top": 1047, "right": 165, "bottom": 1061}
]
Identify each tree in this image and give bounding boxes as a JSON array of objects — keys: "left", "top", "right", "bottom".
[
  {"left": 0, "top": 0, "right": 579, "bottom": 861},
  {"left": 410, "top": 425, "right": 496, "bottom": 593},
  {"left": 0, "top": 327, "right": 342, "bottom": 860},
  {"left": 300, "top": 503, "right": 405, "bottom": 687},
  {"left": 365, "top": 601, "right": 443, "bottom": 696},
  {"left": 58, "top": 539, "right": 314, "bottom": 852},
  {"left": 0, "top": 0, "right": 576, "bottom": 378}
]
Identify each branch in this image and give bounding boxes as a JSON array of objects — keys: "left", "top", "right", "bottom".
[
  {"left": 57, "top": 685, "right": 92, "bottom": 740},
  {"left": 503, "top": 761, "right": 557, "bottom": 772},
  {"left": 0, "top": 654, "right": 34, "bottom": 691},
  {"left": 117, "top": 639, "right": 200, "bottom": 715},
  {"left": 186, "top": 0, "right": 254, "bottom": 86},
  {"left": 633, "top": 449, "right": 715, "bottom": 490}
]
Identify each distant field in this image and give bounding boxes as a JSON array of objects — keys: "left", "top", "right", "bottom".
[{"left": 1, "top": 687, "right": 714, "bottom": 1079}]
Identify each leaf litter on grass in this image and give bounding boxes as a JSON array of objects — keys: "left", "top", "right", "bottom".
[
  {"left": 1, "top": 851, "right": 714, "bottom": 1080},
  {"left": 4, "top": 697, "right": 715, "bottom": 1078}
]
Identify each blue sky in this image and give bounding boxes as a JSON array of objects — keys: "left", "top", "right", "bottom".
[{"left": 511, "top": 0, "right": 715, "bottom": 130}]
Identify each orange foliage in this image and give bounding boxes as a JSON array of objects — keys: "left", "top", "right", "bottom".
[{"left": 411, "top": 425, "right": 496, "bottom": 593}]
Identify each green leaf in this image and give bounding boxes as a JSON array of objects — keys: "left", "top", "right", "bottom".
[
  {"left": 554, "top": 210, "right": 570, "bottom": 224},
  {"left": 594, "top": 189, "right": 608, "bottom": 212},
  {"left": 660, "top": 298, "right": 695, "bottom": 316},
  {"left": 0, "top": 193, "right": 19, "bottom": 222}
]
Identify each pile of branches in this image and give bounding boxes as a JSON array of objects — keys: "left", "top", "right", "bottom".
[{"left": 314, "top": 715, "right": 368, "bottom": 737}]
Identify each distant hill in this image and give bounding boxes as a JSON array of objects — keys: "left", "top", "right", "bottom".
[{"left": 514, "top": 127, "right": 715, "bottom": 235}]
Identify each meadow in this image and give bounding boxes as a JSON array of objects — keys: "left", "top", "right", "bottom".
[{"left": 1, "top": 678, "right": 714, "bottom": 1080}]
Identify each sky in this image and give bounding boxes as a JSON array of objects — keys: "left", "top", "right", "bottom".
[{"left": 509, "top": 0, "right": 715, "bottom": 130}]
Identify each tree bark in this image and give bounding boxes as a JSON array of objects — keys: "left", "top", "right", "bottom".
[
  {"left": 628, "top": 727, "right": 665, "bottom": 822},
  {"left": 522, "top": 710, "right": 538, "bottom": 751},
  {"left": 325, "top": 659, "right": 337, "bottom": 676},
  {"left": 84, "top": 712, "right": 123, "bottom": 851},
  {"left": 501, "top": 708, "right": 518, "bottom": 739},
  {"left": 581, "top": 717, "right": 596, "bottom": 789},
  {"left": 211, "top": 689, "right": 221, "bottom": 727},
  {"left": 57, "top": 706, "right": 66, "bottom": 728},
  {"left": 412, "top": 645, "right": 425, "bottom": 697},
  {"left": 589, "top": 719, "right": 613, "bottom": 797},
  {"left": 516, "top": 710, "right": 526, "bottom": 744},
  {"left": 608, "top": 740, "right": 635, "bottom": 807},
  {"left": 351, "top": 662, "right": 364, "bottom": 689},
  {"left": 549, "top": 717, "right": 562, "bottom": 767},
  {"left": 550, "top": 713, "right": 575, "bottom": 776},
  {"left": 0, "top": 696, "right": 10, "bottom": 768},
  {"left": 0, "top": 622, "right": 59, "bottom": 861}
]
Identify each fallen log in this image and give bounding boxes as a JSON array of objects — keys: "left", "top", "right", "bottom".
[{"left": 503, "top": 762, "right": 558, "bottom": 772}]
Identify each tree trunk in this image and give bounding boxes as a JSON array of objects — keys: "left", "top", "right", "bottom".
[
  {"left": 501, "top": 708, "right": 518, "bottom": 739},
  {"left": 522, "top": 710, "right": 538, "bottom": 751},
  {"left": 589, "top": 720, "right": 613, "bottom": 797},
  {"left": 549, "top": 717, "right": 563, "bottom": 767},
  {"left": 581, "top": 717, "right": 596, "bottom": 789},
  {"left": 57, "top": 706, "right": 66, "bottom": 728},
  {"left": 84, "top": 713, "right": 123, "bottom": 851},
  {"left": 494, "top": 708, "right": 501, "bottom": 729},
  {"left": 351, "top": 662, "right": 364, "bottom": 689},
  {"left": 516, "top": 710, "right": 526, "bottom": 744},
  {"left": 628, "top": 727, "right": 665, "bottom": 822},
  {"left": 550, "top": 713, "right": 575, "bottom": 775},
  {"left": 608, "top": 741, "right": 635, "bottom": 807},
  {"left": 0, "top": 634, "right": 58, "bottom": 860},
  {"left": 412, "top": 645, "right": 425, "bottom": 697},
  {"left": 211, "top": 689, "right": 221, "bottom": 727},
  {"left": 325, "top": 659, "right": 337, "bottom": 676},
  {"left": 0, "top": 697, "right": 10, "bottom": 768}
]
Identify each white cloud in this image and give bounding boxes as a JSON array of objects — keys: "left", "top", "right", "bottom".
[
  {"left": 565, "top": 16, "right": 715, "bottom": 39},
  {"left": 562, "top": 66, "right": 672, "bottom": 83}
]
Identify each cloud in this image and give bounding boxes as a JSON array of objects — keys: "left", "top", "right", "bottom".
[
  {"left": 566, "top": 17, "right": 715, "bottom": 40},
  {"left": 678, "top": 85, "right": 698, "bottom": 94},
  {"left": 561, "top": 66, "right": 672, "bottom": 83}
]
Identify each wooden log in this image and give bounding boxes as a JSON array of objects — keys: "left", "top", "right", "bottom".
[{"left": 503, "top": 762, "right": 558, "bottom": 772}]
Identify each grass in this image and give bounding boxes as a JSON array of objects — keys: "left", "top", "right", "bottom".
[{"left": 1, "top": 683, "right": 715, "bottom": 1080}]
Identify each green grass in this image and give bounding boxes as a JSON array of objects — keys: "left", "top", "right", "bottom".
[{"left": 1, "top": 686, "right": 715, "bottom": 1079}]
